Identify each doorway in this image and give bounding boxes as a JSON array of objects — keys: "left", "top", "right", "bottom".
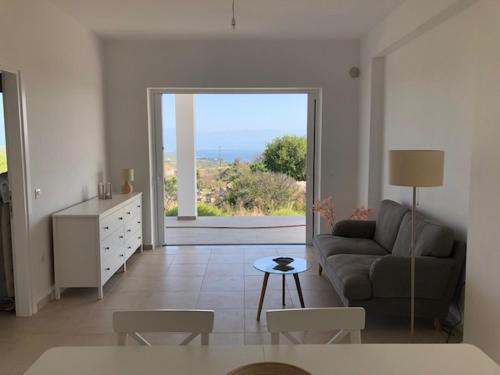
[
  {"left": 150, "top": 89, "right": 321, "bottom": 247},
  {"left": 0, "top": 69, "right": 33, "bottom": 316}
]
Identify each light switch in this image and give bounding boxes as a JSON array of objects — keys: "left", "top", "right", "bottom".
[{"left": 34, "top": 188, "right": 42, "bottom": 199}]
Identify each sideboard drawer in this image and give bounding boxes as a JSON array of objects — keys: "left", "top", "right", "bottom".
[
  {"left": 125, "top": 229, "right": 143, "bottom": 257},
  {"left": 125, "top": 218, "right": 142, "bottom": 238},
  {"left": 100, "top": 208, "right": 125, "bottom": 239},
  {"left": 100, "top": 228, "right": 124, "bottom": 256},
  {"left": 123, "top": 198, "right": 142, "bottom": 222}
]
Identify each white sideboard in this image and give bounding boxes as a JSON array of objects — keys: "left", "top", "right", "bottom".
[{"left": 52, "top": 193, "right": 143, "bottom": 299}]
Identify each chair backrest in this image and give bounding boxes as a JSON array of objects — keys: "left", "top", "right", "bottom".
[
  {"left": 113, "top": 309, "right": 215, "bottom": 346},
  {"left": 266, "top": 307, "right": 365, "bottom": 345}
]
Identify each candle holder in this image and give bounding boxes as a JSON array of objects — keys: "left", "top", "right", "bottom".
[
  {"left": 105, "top": 182, "right": 112, "bottom": 200},
  {"left": 98, "top": 183, "right": 106, "bottom": 200}
]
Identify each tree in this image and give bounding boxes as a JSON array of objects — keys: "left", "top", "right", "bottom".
[{"left": 262, "top": 135, "right": 306, "bottom": 181}]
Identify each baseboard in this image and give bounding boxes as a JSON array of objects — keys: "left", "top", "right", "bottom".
[{"left": 36, "top": 289, "right": 53, "bottom": 313}]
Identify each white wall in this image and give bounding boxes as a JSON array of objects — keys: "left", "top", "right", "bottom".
[
  {"left": 381, "top": 6, "right": 476, "bottom": 238},
  {"left": 359, "top": 0, "right": 477, "bottom": 238},
  {"left": 0, "top": 0, "right": 106, "bottom": 306},
  {"left": 359, "top": 0, "right": 500, "bottom": 363},
  {"left": 103, "top": 39, "right": 360, "bottom": 245},
  {"left": 463, "top": 0, "right": 500, "bottom": 363}
]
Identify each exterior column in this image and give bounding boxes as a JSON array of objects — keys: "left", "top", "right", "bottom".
[{"left": 175, "top": 94, "right": 197, "bottom": 219}]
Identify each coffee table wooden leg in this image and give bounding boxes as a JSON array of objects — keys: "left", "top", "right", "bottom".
[
  {"left": 257, "top": 272, "right": 270, "bottom": 321},
  {"left": 282, "top": 275, "right": 286, "bottom": 307},
  {"left": 293, "top": 273, "right": 305, "bottom": 308}
]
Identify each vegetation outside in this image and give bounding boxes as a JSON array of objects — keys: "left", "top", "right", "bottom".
[
  {"left": 0, "top": 150, "right": 7, "bottom": 174},
  {"left": 164, "top": 135, "right": 306, "bottom": 217}
]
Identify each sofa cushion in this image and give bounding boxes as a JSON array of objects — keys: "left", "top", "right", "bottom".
[
  {"left": 314, "top": 234, "right": 388, "bottom": 259},
  {"left": 327, "top": 254, "right": 382, "bottom": 301},
  {"left": 332, "top": 220, "right": 376, "bottom": 239},
  {"left": 374, "top": 200, "right": 409, "bottom": 251},
  {"left": 392, "top": 213, "right": 454, "bottom": 258}
]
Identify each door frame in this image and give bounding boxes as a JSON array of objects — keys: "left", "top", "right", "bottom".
[
  {"left": 147, "top": 87, "right": 322, "bottom": 246},
  {"left": 1, "top": 66, "right": 34, "bottom": 316}
]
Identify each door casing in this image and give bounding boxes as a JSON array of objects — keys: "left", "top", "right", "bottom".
[{"left": 147, "top": 88, "right": 322, "bottom": 247}]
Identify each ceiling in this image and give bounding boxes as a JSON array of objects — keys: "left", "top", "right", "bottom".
[{"left": 48, "top": 0, "right": 405, "bottom": 40}]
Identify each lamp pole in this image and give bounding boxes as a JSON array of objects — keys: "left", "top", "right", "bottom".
[{"left": 411, "top": 186, "right": 416, "bottom": 340}]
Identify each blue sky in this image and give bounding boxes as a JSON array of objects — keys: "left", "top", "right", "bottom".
[{"left": 162, "top": 93, "right": 307, "bottom": 154}]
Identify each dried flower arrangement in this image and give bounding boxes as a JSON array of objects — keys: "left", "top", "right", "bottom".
[
  {"left": 350, "top": 206, "right": 373, "bottom": 221},
  {"left": 312, "top": 196, "right": 336, "bottom": 228},
  {"left": 313, "top": 196, "right": 373, "bottom": 229}
]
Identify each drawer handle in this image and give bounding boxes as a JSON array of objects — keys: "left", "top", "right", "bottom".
[
  {"left": 118, "top": 217, "right": 124, "bottom": 221},
  {"left": 104, "top": 226, "right": 109, "bottom": 230},
  {"left": 119, "top": 235, "right": 124, "bottom": 239},
  {"left": 137, "top": 205, "right": 141, "bottom": 208},
  {"left": 104, "top": 247, "right": 110, "bottom": 250},
  {"left": 127, "top": 229, "right": 132, "bottom": 232},
  {"left": 138, "top": 236, "right": 142, "bottom": 240},
  {"left": 127, "top": 211, "right": 131, "bottom": 215},
  {"left": 120, "top": 254, "right": 124, "bottom": 257},
  {"left": 137, "top": 221, "right": 141, "bottom": 224},
  {"left": 128, "top": 246, "right": 132, "bottom": 249},
  {"left": 105, "top": 267, "right": 110, "bottom": 271}
]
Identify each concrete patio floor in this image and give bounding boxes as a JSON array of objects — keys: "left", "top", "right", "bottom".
[{"left": 165, "top": 216, "right": 306, "bottom": 245}]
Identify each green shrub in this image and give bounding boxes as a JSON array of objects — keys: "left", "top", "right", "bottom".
[
  {"left": 164, "top": 203, "right": 224, "bottom": 217},
  {"left": 271, "top": 208, "right": 304, "bottom": 216},
  {"left": 0, "top": 150, "right": 7, "bottom": 174},
  {"left": 262, "top": 135, "right": 306, "bottom": 181},
  {"left": 165, "top": 206, "right": 178, "bottom": 216},
  {"left": 249, "top": 161, "right": 267, "bottom": 173},
  {"left": 197, "top": 203, "right": 224, "bottom": 216},
  {"left": 226, "top": 171, "right": 303, "bottom": 215},
  {"left": 164, "top": 176, "right": 177, "bottom": 207}
]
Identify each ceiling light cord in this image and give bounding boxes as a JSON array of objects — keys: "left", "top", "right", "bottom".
[{"left": 232, "top": 0, "right": 237, "bottom": 31}]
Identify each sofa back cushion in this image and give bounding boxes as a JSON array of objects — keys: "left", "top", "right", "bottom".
[
  {"left": 374, "top": 200, "right": 409, "bottom": 251},
  {"left": 392, "top": 213, "right": 454, "bottom": 258}
]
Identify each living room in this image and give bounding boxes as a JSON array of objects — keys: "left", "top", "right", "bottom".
[{"left": 0, "top": 0, "right": 499, "bottom": 374}]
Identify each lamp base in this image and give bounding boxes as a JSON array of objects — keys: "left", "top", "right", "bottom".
[{"left": 122, "top": 181, "right": 133, "bottom": 194}]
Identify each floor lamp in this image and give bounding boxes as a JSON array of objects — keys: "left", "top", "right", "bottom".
[{"left": 389, "top": 150, "right": 444, "bottom": 339}]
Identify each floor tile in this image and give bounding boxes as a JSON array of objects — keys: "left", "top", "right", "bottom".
[
  {"left": 197, "top": 292, "right": 245, "bottom": 309},
  {"left": 201, "top": 276, "right": 245, "bottom": 292},
  {"left": 163, "top": 263, "right": 208, "bottom": 276},
  {"left": 212, "top": 309, "right": 245, "bottom": 333},
  {"left": 205, "top": 263, "right": 244, "bottom": 277},
  {"left": 142, "top": 292, "right": 200, "bottom": 309}
]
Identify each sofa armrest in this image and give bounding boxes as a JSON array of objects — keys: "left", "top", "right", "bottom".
[
  {"left": 332, "top": 220, "right": 376, "bottom": 239},
  {"left": 369, "top": 255, "right": 456, "bottom": 299}
]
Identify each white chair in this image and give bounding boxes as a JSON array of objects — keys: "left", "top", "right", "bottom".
[
  {"left": 113, "top": 309, "right": 215, "bottom": 346},
  {"left": 266, "top": 307, "right": 365, "bottom": 345}
]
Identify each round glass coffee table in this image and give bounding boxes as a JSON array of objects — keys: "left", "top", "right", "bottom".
[{"left": 253, "top": 256, "right": 310, "bottom": 321}]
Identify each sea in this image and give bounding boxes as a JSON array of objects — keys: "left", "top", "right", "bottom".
[{"left": 197, "top": 149, "right": 262, "bottom": 162}]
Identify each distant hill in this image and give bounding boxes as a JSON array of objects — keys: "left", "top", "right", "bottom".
[{"left": 164, "top": 149, "right": 262, "bottom": 164}]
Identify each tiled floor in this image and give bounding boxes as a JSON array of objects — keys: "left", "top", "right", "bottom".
[
  {"left": 165, "top": 216, "right": 305, "bottom": 245},
  {"left": 0, "top": 245, "right": 457, "bottom": 374}
]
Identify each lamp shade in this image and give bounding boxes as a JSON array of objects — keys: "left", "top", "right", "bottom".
[
  {"left": 389, "top": 150, "right": 444, "bottom": 187},
  {"left": 123, "top": 168, "right": 134, "bottom": 182}
]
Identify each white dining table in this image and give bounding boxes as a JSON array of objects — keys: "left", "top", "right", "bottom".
[{"left": 24, "top": 344, "right": 500, "bottom": 375}]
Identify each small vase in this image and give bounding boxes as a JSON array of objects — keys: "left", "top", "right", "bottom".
[{"left": 122, "top": 181, "right": 133, "bottom": 194}]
